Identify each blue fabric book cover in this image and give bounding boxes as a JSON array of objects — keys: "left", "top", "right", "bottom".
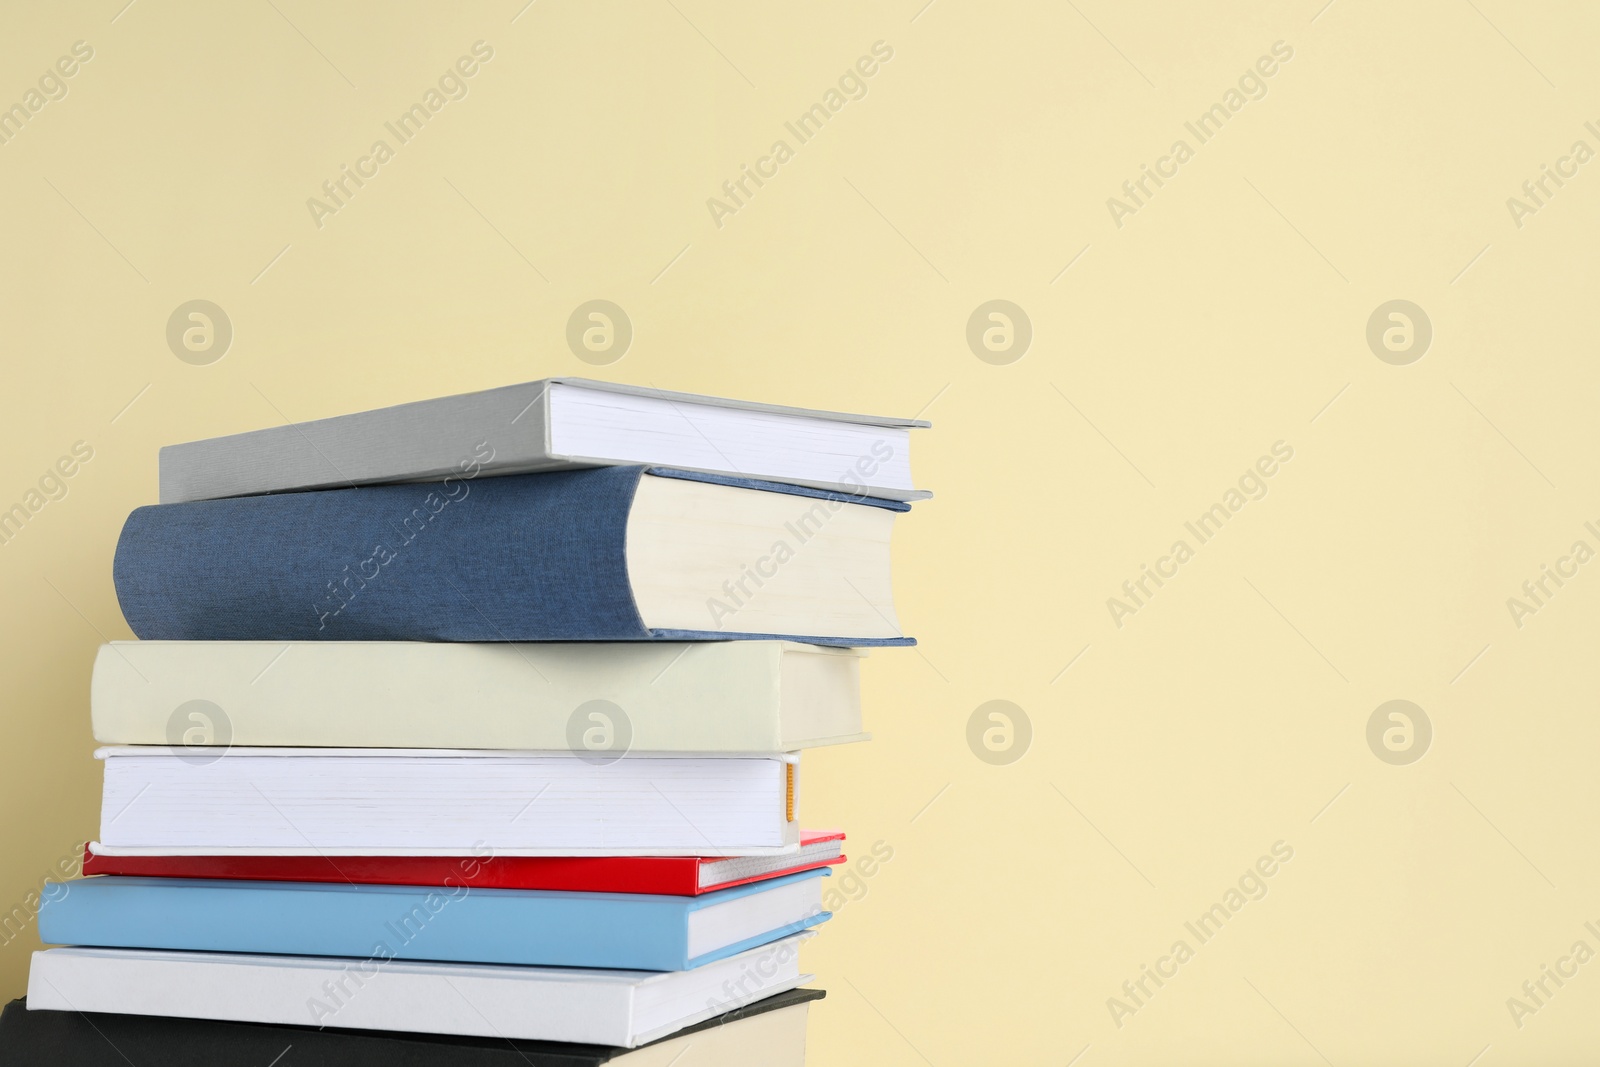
[
  {"left": 39, "top": 869, "right": 831, "bottom": 972},
  {"left": 112, "top": 465, "right": 912, "bottom": 645}
]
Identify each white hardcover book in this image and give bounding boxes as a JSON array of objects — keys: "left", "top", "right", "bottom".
[
  {"left": 158, "top": 378, "right": 930, "bottom": 504},
  {"left": 92, "top": 748, "right": 801, "bottom": 857},
  {"left": 27, "top": 938, "right": 812, "bottom": 1047},
  {"left": 90, "top": 640, "right": 866, "bottom": 752}
]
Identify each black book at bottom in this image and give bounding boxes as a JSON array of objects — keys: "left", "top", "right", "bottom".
[{"left": 0, "top": 986, "right": 823, "bottom": 1067}]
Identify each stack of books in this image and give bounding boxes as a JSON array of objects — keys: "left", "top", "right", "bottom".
[{"left": 7, "top": 379, "right": 928, "bottom": 1064}]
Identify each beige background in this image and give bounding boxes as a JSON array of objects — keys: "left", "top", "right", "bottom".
[{"left": 2, "top": 1, "right": 1598, "bottom": 1063}]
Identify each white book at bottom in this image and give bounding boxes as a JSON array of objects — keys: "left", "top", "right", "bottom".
[{"left": 27, "top": 936, "right": 812, "bottom": 1048}]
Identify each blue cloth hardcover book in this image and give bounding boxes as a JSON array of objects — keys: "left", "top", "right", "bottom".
[
  {"left": 112, "top": 465, "right": 912, "bottom": 645},
  {"left": 39, "top": 869, "right": 831, "bottom": 972}
]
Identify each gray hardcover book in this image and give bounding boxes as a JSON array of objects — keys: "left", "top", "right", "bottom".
[{"left": 159, "top": 378, "right": 930, "bottom": 504}]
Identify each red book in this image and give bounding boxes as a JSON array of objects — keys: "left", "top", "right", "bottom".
[{"left": 81, "top": 830, "right": 845, "bottom": 896}]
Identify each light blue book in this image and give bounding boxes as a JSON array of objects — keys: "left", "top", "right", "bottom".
[{"left": 39, "top": 869, "right": 830, "bottom": 971}]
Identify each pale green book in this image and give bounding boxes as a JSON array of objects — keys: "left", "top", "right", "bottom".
[{"left": 91, "top": 640, "right": 865, "bottom": 753}]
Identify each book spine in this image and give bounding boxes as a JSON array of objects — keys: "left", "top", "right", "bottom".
[
  {"left": 28, "top": 949, "right": 640, "bottom": 1045},
  {"left": 113, "top": 467, "right": 652, "bottom": 642},
  {"left": 89, "top": 643, "right": 792, "bottom": 751},
  {"left": 39, "top": 877, "right": 693, "bottom": 971}
]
